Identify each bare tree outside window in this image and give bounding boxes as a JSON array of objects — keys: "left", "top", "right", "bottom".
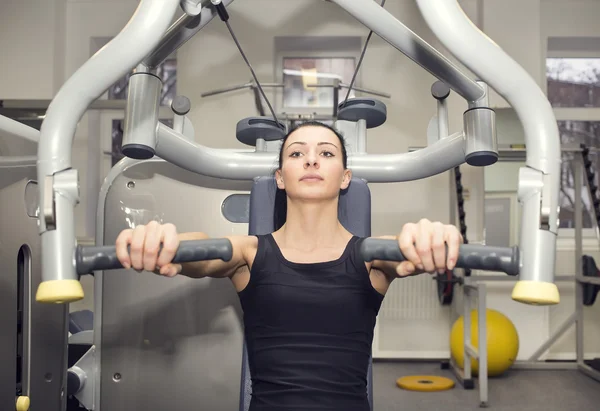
[
  {"left": 546, "top": 57, "right": 600, "bottom": 229},
  {"left": 547, "top": 58, "right": 600, "bottom": 107},
  {"left": 557, "top": 120, "right": 599, "bottom": 228}
]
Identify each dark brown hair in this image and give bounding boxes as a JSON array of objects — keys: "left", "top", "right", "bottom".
[{"left": 273, "top": 121, "right": 348, "bottom": 230}]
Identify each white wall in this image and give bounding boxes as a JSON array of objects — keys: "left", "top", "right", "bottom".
[
  {"left": 3, "top": 0, "right": 600, "bottom": 361},
  {"left": 0, "top": 0, "right": 66, "bottom": 99}
]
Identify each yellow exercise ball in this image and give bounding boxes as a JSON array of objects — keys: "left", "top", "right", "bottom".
[{"left": 450, "top": 308, "right": 519, "bottom": 377}]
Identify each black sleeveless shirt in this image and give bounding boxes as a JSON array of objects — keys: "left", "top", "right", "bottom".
[{"left": 238, "top": 234, "right": 385, "bottom": 411}]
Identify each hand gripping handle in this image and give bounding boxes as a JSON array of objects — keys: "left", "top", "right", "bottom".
[
  {"left": 75, "top": 239, "right": 233, "bottom": 275},
  {"left": 359, "top": 238, "right": 520, "bottom": 276}
]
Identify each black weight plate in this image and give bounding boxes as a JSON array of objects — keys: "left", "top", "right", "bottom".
[
  {"left": 436, "top": 270, "right": 454, "bottom": 305},
  {"left": 582, "top": 255, "right": 599, "bottom": 306}
]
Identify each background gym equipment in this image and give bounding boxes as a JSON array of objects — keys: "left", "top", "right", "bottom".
[
  {"left": 441, "top": 143, "right": 600, "bottom": 408},
  {"left": 0, "top": 0, "right": 564, "bottom": 410},
  {"left": 200, "top": 78, "right": 391, "bottom": 126}
]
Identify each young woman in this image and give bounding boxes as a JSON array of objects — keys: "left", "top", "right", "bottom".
[{"left": 115, "top": 121, "right": 462, "bottom": 411}]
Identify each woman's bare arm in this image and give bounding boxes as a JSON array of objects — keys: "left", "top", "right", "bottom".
[
  {"left": 115, "top": 222, "right": 255, "bottom": 279},
  {"left": 177, "top": 232, "right": 255, "bottom": 279}
]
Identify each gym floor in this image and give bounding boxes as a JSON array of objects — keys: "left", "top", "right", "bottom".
[{"left": 372, "top": 361, "right": 600, "bottom": 411}]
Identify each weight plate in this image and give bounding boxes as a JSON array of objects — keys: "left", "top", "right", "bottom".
[
  {"left": 582, "top": 255, "right": 600, "bottom": 306},
  {"left": 436, "top": 270, "right": 454, "bottom": 305},
  {"left": 396, "top": 375, "right": 455, "bottom": 392}
]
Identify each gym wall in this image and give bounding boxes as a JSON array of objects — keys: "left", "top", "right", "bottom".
[{"left": 2, "top": 0, "right": 600, "bottom": 360}]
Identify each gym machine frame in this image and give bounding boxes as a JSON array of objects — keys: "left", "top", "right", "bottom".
[
  {"left": 0, "top": 0, "right": 563, "bottom": 410},
  {"left": 33, "top": 0, "right": 561, "bottom": 301},
  {"left": 449, "top": 144, "right": 600, "bottom": 408}
]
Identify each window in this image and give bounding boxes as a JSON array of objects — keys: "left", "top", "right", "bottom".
[
  {"left": 282, "top": 57, "right": 356, "bottom": 109},
  {"left": 274, "top": 36, "right": 362, "bottom": 119},
  {"left": 546, "top": 58, "right": 600, "bottom": 108},
  {"left": 557, "top": 120, "right": 599, "bottom": 229},
  {"left": 546, "top": 47, "right": 600, "bottom": 238}
]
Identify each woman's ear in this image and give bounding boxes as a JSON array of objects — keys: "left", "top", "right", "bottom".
[
  {"left": 340, "top": 169, "right": 352, "bottom": 190},
  {"left": 275, "top": 169, "right": 285, "bottom": 190}
]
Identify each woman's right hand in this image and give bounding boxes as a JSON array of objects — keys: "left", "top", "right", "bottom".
[{"left": 115, "top": 221, "right": 182, "bottom": 277}]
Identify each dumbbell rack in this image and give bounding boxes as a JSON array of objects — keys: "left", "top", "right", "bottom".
[{"left": 446, "top": 144, "right": 600, "bottom": 408}]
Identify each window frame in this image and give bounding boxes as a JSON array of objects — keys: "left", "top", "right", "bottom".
[
  {"left": 273, "top": 43, "right": 363, "bottom": 117},
  {"left": 546, "top": 49, "right": 600, "bottom": 246}
]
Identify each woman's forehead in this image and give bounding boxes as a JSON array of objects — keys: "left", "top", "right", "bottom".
[{"left": 285, "top": 126, "right": 339, "bottom": 146}]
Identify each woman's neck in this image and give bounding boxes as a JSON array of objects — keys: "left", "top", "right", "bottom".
[{"left": 276, "top": 198, "right": 350, "bottom": 250}]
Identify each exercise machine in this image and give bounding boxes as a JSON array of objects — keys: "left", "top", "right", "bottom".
[
  {"left": 0, "top": 0, "right": 562, "bottom": 410},
  {"left": 441, "top": 143, "right": 600, "bottom": 408}
]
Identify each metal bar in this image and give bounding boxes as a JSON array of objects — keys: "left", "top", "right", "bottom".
[
  {"left": 449, "top": 357, "right": 474, "bottom": 389},
  {"left": 1, "top": 99, "right": 132, "bottom": 110},
  {"left": 464, "top": 275, "right": 573, "bottom": 282},
  {"left": 478, "top": 282, "right": 488, "bottom": 407},
  {"left": 527, "top": 312, "right": 576, "bottom": 361},
  {"left": 305, "top": 83, "right": 391, "bottom": 99},
  {"left": 464, "top": 342, "right": 478, "bottom": 358},
  {"left": 0, "top": 156, "right": 37, "bottom": 167},
  {"left": 200, "top": 83, "right": 251, "bottom": 97},
  {"left": 574, "top": 153, "right": 585, "bottom": 366},
  {"left": 329, "top": 0, "right": 484, "bottom": 102},
  {"left": 340, "top": 83, "right": 391, "bottom": 98},
  {"left": 581, "top": 149, "right": 600, "bottom": 248},
  {"left": 576, "top": 276, "right": 600, "bottom": 285},
  {"left": 463, "top": 287, "right": 472, "bottom": 380},
  {"left": 155, "top": 122, "right": 468, "bottom": 182},
  {"left": 512, "top": 361, "right": 578, "bottom": 370},
  {"left": 579, "top": 363, "right": 600, "bottom": 383},
  {"left": 34, "top": 0, "right": 181, "bottom": 300},
  {"left": 417, "top": 0, "right": 561, "bottom": 298},
  {"left": 416, "top": 0, "right": 560, "bottom": 174},
  {"left": 201, "top": 83, "right": 284, "bottom": 98},
  {"left": 0, "top": 114, "right": 39, "bottom": 143},
  {"left": 143, "top": 0, "right": 236, "bottom": 68}
]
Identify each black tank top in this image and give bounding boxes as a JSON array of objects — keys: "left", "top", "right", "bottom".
[{"left": 238, "top": 234, "right": 384, "bottom": 411}]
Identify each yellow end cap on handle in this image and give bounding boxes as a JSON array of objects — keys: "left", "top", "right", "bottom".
[
  {"left": 36, "top": 279, "right": 84, "bottom": 303},
  {"left": 16, "top": 396, "right": 30, "bottom": 411},
  {"left": 512, "top": 280, "right": 560, "bottom": 306}
]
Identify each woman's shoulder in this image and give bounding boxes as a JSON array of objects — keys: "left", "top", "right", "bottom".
[{"left": 227, "top": 234, "right": 259, "bottom": 252}]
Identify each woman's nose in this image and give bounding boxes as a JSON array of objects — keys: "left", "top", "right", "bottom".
[{"left": 304, "top": 157, "right": 319, "bottom": 168}]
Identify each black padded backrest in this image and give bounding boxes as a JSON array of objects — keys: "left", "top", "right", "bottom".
[
  {"left": 239, "top": 176, "right": 374, "bottom": 411},
  {"left": 248, "top": 176, "right": 371, "bottom": 237}
]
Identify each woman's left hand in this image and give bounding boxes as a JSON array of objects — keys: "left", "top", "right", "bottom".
[{"left": 395, "top": 218, "right": 463, "bottom": 277}]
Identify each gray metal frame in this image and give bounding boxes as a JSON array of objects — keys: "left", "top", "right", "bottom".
[{"left": 453, "top": 147, "right": 600, "bottom": 408}]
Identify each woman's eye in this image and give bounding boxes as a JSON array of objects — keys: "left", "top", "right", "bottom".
[
  {"left": 321, "top": 151, "right": 334, "bottom": 157},
  {"left": 290, "top": 151, "right": 302, "bottom": 157}
]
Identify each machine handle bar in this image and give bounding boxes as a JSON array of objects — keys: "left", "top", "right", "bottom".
[
  {"left": 359, "top": 238, "right": 520, "bottom": 276},
  {"left": 75, "top": 239, "right": 233, "bottom": 275},
  {"left": 76, "top": 238, "right": 520, "bottom": 276}
]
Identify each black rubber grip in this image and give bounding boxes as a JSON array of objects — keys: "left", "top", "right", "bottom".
[
  {"left": 359, "top": 238, "right": 520, "bottom": 276},
  {"left": 76, "top": 239, "right": 233, "bottom": 275},
  {"left": 215, "top": 2, "right": 229, "bottom": 21}
]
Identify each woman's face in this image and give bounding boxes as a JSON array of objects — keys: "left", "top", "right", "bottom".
[{"left": 276, "top": 125, "right": 351, "bottom": 201}]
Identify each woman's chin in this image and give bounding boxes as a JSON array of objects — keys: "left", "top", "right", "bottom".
[{"left": 288, "top": 187, "right": 339, "bottom": 201}]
